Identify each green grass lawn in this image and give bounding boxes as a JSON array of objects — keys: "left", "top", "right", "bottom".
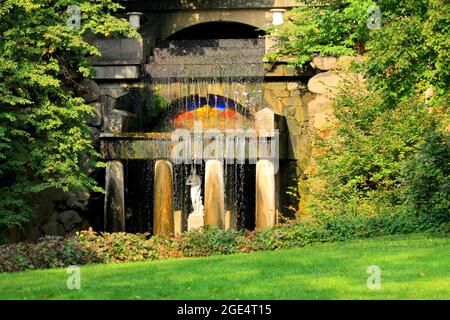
[{"left": 0, "top": 233, "right": 449, "bottom": 300}]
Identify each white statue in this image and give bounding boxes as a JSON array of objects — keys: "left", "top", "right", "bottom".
[{"left": 186, "top": 166, "right": 204, "bottom": 216}]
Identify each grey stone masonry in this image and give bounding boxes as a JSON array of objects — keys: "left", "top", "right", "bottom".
[
  {"left": 94, "top": 65, "right": 141, "bottom": 80},
  {"left": 92, "top": 38, "right": 143, "bottom": 65},
  {"left": 92, "top": 38, "right": 143, "bottom": 80},
  {"left": 146, "top": 39, "right": 266, "bottom": 79}
]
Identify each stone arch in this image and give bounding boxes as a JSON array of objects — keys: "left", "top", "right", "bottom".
[
  {"left": 154, "top": 94, "right": 255, "bottom": 131},
  {"left": 167, "top": 21, "right": 265, "bottom": 40},
  {"left": 159, "top": 10, "right": 272, "bottom": 40}
]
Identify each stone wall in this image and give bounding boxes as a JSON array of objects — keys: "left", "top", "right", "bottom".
[
  {"left": 77, "top": 79, "right": 103, "bottom": 149},
  {"left": 23, "top": 189, "right": 90, "bottom": 242},
  {"left": 302, "top": 55, "right": 365, "bottom": 188},
  {"left": 306, "top": 55, "right": 364, "bottom": 132},
  {"left": 9, "top": 0, "right": 364, "bottom": 240},
  {"left": 149, "top": 9, "right": 272, "bottom": 40},
  {"left": 14, "top": 54, "right": 360, "bottom": 241},
  {"left": 122, "top": 0, "right": 300, "bottom": 11}
]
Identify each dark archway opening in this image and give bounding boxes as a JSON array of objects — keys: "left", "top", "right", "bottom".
[{"left": 167, "top": 21, "right": 265, "bottom": 40}]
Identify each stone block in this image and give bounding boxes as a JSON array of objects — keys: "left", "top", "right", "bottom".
[
  {"left": 88, "top": 102, "right": 103, "bottom": 127},
  {"left": 336, "top": 55, "right": 355, "bottom": 70},
  {"left": 102, "top": 87, "right": 130, "bottom": 99},
  {"left": 63, "top": 191, "right": 90, "bottom": 212},
  {"left": 302, "top": 93, "right": 316, "bottom": 108},
  {"left": 255, "top": 107, "right": 287, "bottom": 133},
  {"left": 311, "top": 56, "right": 337, "bottom": 71},
  {"left": 308, "top": 95, "right": 333, "bottom": 116},
  {"left": 225, "top": 210, "right": 237, "bottom": 231},
  {"left": 104, "top": 160, "right": 125, "bottom": 232},
  {"left": 92, "top": 38, "right": 143, "bottom": 65},
  {"left": 57, "top": 210, "right": 83, "bottom": 232},
  {"left": 313, "top": 111, "right": 334, "bottom": 130},
  {"left": 77, "top": 79, "right": 100, "bottom": 103},
  {"left": 263, "top": 91, "right": 284, "bottom": 114},
  {"left": 89, "top": 126, "right": 101, "bottom": 144},
  {"left": 307, "top": 71, "right": 341, "bottom": 96},
  {"left": 256, "top": 159, "right": 276, "bottom": 229},
  {"left": 27, "top": 227, "right": 43, "bottom": 242},
  {"left": 104, "top": 109, "right": 138, "bottom": 134},
  {"left": 41, "top": 214, "right": 66, "bottom": 236},
  {"left": 188, "top": 214, "right": 204, "bottom": 231},
  {"left": 93, "top": 65, "right": 140, "bottom": 80},
  {"left": 308, "top": 94, "right": 334, "bottom": 130},
  {"left": 294, "top": 105, "right": 307, "bottom": 123},
  {"left": 153, "top": 160, "right": 174, "bottom": 236},
  {"left": 287, "top": 82, "right": 299, "bottom": 91},
  {"left": 204, "top": 160, "right": 225, "bottom": 229}
]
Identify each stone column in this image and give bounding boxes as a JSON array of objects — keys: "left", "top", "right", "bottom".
[
  {"left": 225, "top": 210, "right": 237, "bottom": 231},
  {"left": 256, "top": 159, "right": 277, "bottom": 229},
  {"left": 264, "top": 9, "right": 286, "bottom": 56},
  {"left": 104, "top": 160, "right": 125, "bottom": 232},
  {"left": 204, "top": 160, "right": 225, "bottom": 229},
  {"left": 174, "top": 210, "right": 183, "bottom": 235},
  {"left": 153, "top": 160, "right": 174, "bottom": 236}
]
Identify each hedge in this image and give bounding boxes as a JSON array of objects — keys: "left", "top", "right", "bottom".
[{"left": 1, "top": 212, "right": 448, "bottom": 273}]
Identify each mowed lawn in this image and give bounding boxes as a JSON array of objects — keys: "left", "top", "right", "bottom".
[{"left": 0, "top": 233, "right": 448, "bottom": 300}]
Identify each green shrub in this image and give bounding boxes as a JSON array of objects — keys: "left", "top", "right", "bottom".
[
  {"left": 0, "top": 0, "right": 139, "bottom": 232},
  {"left": 270, "top": 0, "right": 449, "bottom": 233},
  {"left": 303, "top": 72, "right": 447, "bottom": 229},
  {"left": 2, "top": 210, "right": 447, "bottom": 273},
  {"left": 0, "top": 236, "right": 103, "bottom": 273},
  {"left": 402, "top": 134, "right": 450, "bottom": 227},
  {"left": 77, "top": 229, "right": 159, "bottom": 263},
  {"left": 268, "top": 0, "right": 449, "bottom": 106}
]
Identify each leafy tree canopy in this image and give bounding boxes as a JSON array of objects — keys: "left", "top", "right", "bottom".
[
  {"left": 268, "top": 0, "right": 449, "bottom": 106},
  {"left": 0, "top": 0, "right": 138, "bottom": 230},
  {"left": 271, "top": 1, "right": 449, "bottom": 226}
]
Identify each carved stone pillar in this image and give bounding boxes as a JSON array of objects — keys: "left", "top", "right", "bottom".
[
  {"left": 153, "top": 160, "right": 174, "bottom": 236},
  {"left": 256, "top": 159, "right": 277, "bottom": 229},
  {"left": 204, "top": 160, "right": 225, "bottom": 229}
]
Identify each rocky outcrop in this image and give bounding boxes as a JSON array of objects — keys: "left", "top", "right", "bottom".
[
  {"left": 88, "top": 101, "right": 103, "bottom": 127},
  {"left": 307, "top": 71, "right": 341, "bottom": 96},
  {"left": 104, "top": 109, "right": 138, "bottom": 134},
  {"left": 305, "top": 56, "right": 361, "bottom": 131},
  {"left": 57, "top": 210, "right": 83, "bottom": 232},
  {"left": 77, "top": 79, "right": 101, "bottom": 103},
  {"left": 41, "top": 215, "right": 66, "bottom": 237},
  {"left": 307, "top": 95, "right": 334, "bottom": 130},
  {"left": 310, "top": 56, "right": 337, "bottom": 71},
  {"left": 25, "top": 190, "right": 89, "bottom": 242}
]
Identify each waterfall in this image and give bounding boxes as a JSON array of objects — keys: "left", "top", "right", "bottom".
[{"left": 122, "top": 39, "right": 265, "bottom": 233}]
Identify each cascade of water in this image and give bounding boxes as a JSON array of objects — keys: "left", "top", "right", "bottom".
[{"left": 131, "top": 39, "right": 267, "bottom": 234}]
